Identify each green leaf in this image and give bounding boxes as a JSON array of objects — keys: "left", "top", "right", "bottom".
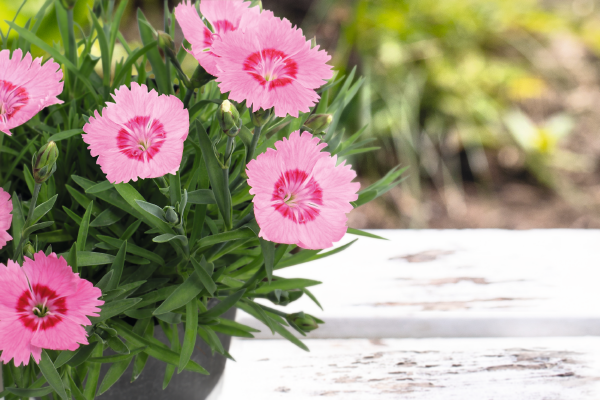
[
  {"left": 89, "top": 8, "right": 111, "bottom": 90},
  {"left": 153, "top": 234, "right": 188, "bottom": 246},
  {"left": 106, "top": 241, "right": 127, "bottom": 291},
  {"left": 67, "top": 242, "right": 78, "bottom": 274},
  {"left": 47, "top": 129, "right": 82, "bottom": 142},
  {"left": 346, "top": 228, "right": 388, "bottom": 240},
  {"left": 91, "top": 298, "right": 142, "bottom": 323},
  {"left": 32, "top": 194, "right": 57, "bottom": 224},
  {"left": 6, "top": 386, "right": 55, "bottom": 397},
  {"left": 198, "top": 289, "right": 245, "bottom": 320},
  {"left": 98, "top": 235, "right": 165, "bottom": 265},
  {"left": 39, "top": 350, "right": 67, "bottom": 400},
  {"left": 137, "top": 10, "right": 171, "bottom": 94},
  {"left": 186, "top": 189, "right": 216, "bottom": 204},
  {"left": 107, "top": 336, "right": 130, "bottom": 355},
  {"left": 90, "top": 208, "right": 123, "bottom": 227},
  {"left": 95, "top": 270, "right": 114, "bottom": 292},
  {"left": 153, "top": 272, "right": 205, "bottom": 315},
  {"left": 22, "top": 221, "right": 54, "bottom": 238},
  {"left": 253, "top": 278, "right": 321, "bottom": 294},
  {"left": 66, "top": 342, "right": 99, "bottom": 367},
  {"left": 88, "top": 347, "right": 147, "bottom": 363},
  {"left": 155, "top": 312, "right": 182, "bottom": 324},
  {"left": 133, "top": 285, "right": 177, "bottom": 309},
  {"left": 97, "top": 358, "right": 132, "bottom": 396},
  {"left": 260, "top": 238, "right": 275, "bottom": 282},
  {"left": 108, "top": 319, "right": 208, "bottom": 374},
  {"left": 54, "top": 349, "right": 76, "bottom": 368},
  {"left": 11, "top": 193, "right": 25, "bottom": 254},
  {"left": 83, "top": 343, "right": 103, "bottom": 399},
  {"left": 190, "top": 257, "right": 216, "bottom": 295},
  {"left": 113, "top": 183, "right": 175, "bottom": 234},
  {"left": 75, "top": 251, "right": 115, "bottom": 266},
  {"left": 197, "top": 325, "right": 224, "bottom": 355},
  {"left": 195, "top": 120, "right": 232, "bottom": 229},
  {"left": 179, "top": 300, "right": 198, "bottom": 373},
  {"left": 195, "top": 227, "right": 255, "bottom": 249},
  {"left": 136, "top": 200, "right": 167, "bottom": 221},
  {"left": 77, "top": 201, "right": 93, "bottom": 252},
  {"left": 85, "top": 180, "right": 114, "bottom": 194}
]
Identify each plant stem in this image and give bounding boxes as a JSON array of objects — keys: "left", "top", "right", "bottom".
[
  {"left": 14, "top": 183, "right": 41, "bottom": 261},
  {"left": 245, "top": 125, "right": 263, "bottom": 164},
  {"left": 67, "top": 8, "right": 77, "bottom": 96},
  {"left": 183, "top": 87, "right": 194, "bottom": 108}
]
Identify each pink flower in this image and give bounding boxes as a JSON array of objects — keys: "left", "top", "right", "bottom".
[
  {"left": 0, "top": 49, "right": 64, "bottom": 136},
  {"left": 175, "top": 0, "right": 260, "bottom": 76},
  {"left": 0, "top": 188, "right": 12, "bottom": 250},
  {"left": 82, "top": 83, "right": 189, "bottom": 183},
  {"left": 0, "top": 252, "right": 103, "bottom": 366},
  {"left": 212, "top": 12, "right": 333, "bottom": 118},
  {"left": 247, "top": 131, "right": 360, "bottom": 249}
]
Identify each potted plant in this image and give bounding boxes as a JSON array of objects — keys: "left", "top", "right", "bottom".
[{"left": 0, "top": 0, "right": 404, "bottom": 398}]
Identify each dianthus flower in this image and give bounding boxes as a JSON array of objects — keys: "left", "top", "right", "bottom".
[
  {"left": 175, "top": 0, "right": 260, "bottom": 76},
  {"left": 0, "top": 252, "right": 103, "bottom": 366},
  {"left": 0, "top": 49, "right": 63, "bottom": 136},
  {"left": 0, "top": 188, "right": 12, "bottom": 250},
  {"left": 247, "top": 131, "right": 360, "bottom": 249},
  {"left": 82, "top": 83, "right": 189, "bottom": 183},
  {"left": 212, "top": 12, "right": 333, "bottom": 118}
]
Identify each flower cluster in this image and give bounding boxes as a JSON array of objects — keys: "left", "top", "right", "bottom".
[
  {"left": 175, "top": 0, "right": 333, "bottom": 118},
  {"left": 0, "top": 0, "right": 368, "bottom": 376}
]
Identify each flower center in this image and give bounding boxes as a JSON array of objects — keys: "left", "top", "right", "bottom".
[
  {"left": 116, "top": 116, "right": 166, "bottom": 162},
  {"left": 271, "top": 169, "right": 323, "bottom": 224},
  {"left": 16, "top": 284, "right": 66, "bottom": 331},
  {"left": 32, "top": 303, "right": 49, "bottom": 317},
  {"left": 0, "top": 80, "right": 29, "bottom": 123},
  {"left": 243, "top": 49, "right": 298, "bottom": 90}
]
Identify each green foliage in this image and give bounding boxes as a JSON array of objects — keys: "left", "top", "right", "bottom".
[{"left": 0, "top": 0, "right": 399, "bottom": 398}]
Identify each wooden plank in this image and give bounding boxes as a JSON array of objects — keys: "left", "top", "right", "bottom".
[
  {"left": 237, "top": 230, "right": 600, "bottom": 337},
  {"left": 218, "top": 337, "right": 600, "bottom": 399}
]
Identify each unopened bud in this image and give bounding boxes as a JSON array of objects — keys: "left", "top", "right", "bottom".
[
  {"left": 286, "top": 312, "right": 320, "bottom": 332},
  {"left": 157, "top": 31, "right": 176, "bottom": 59},
  {"left": 33, "top": 141, "right": 58, "bottom": 184},
  {"left": 189, "top": 65, "right": 213, "bottom": 89},
  {"left": 251, "top": 108, "right": 272, "bottom": 127},
  {"left": 303, "top": 114, "right": 333, "bottom": 135},
  {"left": 163, "top": 206, "right": 179, "bottom": 224},
  {"left": 23, "top": 242, "right": 35, "bottom": 259},
  {"left": 219, "top": 100, "right": 241, "bottom": 137}
]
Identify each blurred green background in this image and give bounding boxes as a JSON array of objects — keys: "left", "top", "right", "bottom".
[{"left": 4, "top": 0, "right": 600, "bottom": 229}]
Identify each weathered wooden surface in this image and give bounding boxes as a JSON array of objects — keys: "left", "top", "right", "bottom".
[
  {"left": 237, "top": 230, "right": 600, "bottom": 338},
  {"left": 218, "top": 337, "right": 600, "bottom": 399}
]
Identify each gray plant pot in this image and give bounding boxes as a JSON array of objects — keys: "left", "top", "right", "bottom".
[{"left": 99, "top": 307, "right": 235, "bottom": 400}]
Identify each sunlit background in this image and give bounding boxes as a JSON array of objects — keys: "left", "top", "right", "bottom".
[{"left": 4, "top": 0, "right": 600, "bottom": 229}]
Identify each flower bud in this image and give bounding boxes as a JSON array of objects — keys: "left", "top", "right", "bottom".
[
  {"left": 303, "top": 114, "right": 333, "bottom": 135},
  {"left": 267, "top": 289, "right": 303, "bottom": 306},
  {"left": 23, "top": 242, "right": 35, "bottom": 259},
  {"left": 33, "top": 141, "right": 59, "bottom": 184},
  {"left": 163, "top": 206, "right": 179, "bottom": 224},
  {"left": 157, "top": 31, "right": 176, "bottom": 59},
  {"left": 189, "top": 65, "right": 213, "bottom": 89},
  {"left": 218, "top": 100, "right": 241, "bottom": 137},
  {"left": 251, "top": 108, "right": 272, "bottom": 127},
  {"left": 286, "top": 312, "right": 320, "bottom": 332}
]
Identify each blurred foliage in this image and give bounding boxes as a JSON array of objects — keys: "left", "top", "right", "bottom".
[{"left": 316, "top": 0, "right": 599, "bottom": 226}]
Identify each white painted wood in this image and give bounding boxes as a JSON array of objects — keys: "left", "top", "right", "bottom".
[
  {"left": 219, "top": 337, "right": 600, "bottom": 399},
  {"left": 237, "top": 230, "right": 600, "bottom": 337}
]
